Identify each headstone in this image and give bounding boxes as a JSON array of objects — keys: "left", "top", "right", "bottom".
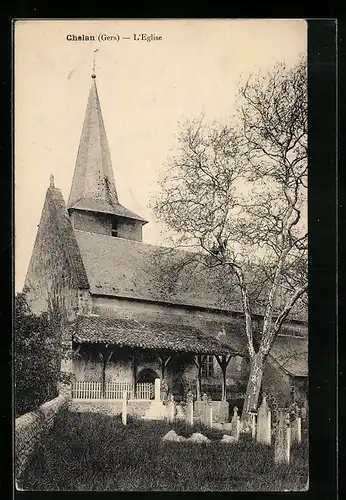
[
  {"left": 122, "top": 390, "right": 127, "bottom": 425},
  {"left": 274, "top": 411, "right": 291, "bottom": 464},
  {"left": 154, "top": 378, "right": 161, "bottom": 401},
  {"left": 249, "top": 411, "right": 257, "bottom": 439},
  {"left": 204, "top": 396, "right": 213, "bottom": 428},
  {"left": 291, "top": 416, "right": 302, "bottom": 444},
  {"left": 257, "top": 395, "right": 271, "bottom": 445},
  {"left": 186, "top": 391, "right": 194, "bottom": 426},
  {"left": 230, "top": 406, "right": 240, "bottom": 441},
  {"left": 166, "top": 393, "right": 175, "bottom": 423}
]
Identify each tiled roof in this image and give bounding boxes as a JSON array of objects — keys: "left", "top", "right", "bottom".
[
  {"left": 72, "top": 314, "right": 243, "bottom": 355},
  {"left": 74, "top": 230, "right": 245, "bottom": 312},
  {"left": 74, "top": 230, "right": 307, "bottom": 322},
  {"left": 25, "top": 187, "right": 89, "bottom": 289},
  {"left": 269, "top": 334, "right": 308, "bottom": 377},
  {"left": 69, "top": 198, "right": 147, "bottom": 223}
]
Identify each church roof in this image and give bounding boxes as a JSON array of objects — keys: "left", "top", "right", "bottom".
[
  {"left": 73, "top": 229, "right": 308, "bottom": 323},
  {"left": 74, "top": 230, "right": 242, "bottom": 312},
  {"left": 71, "top": 314, "right": 243, "bottom": 355},
  {"left": 67, "top": 77, "right": 146, "bottom": 224},
  {"left": 70, "top": 198, "right": 148, "bottom": 222}
]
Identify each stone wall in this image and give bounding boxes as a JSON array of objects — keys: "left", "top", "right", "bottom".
[
  {"left": 117, "top": 218, "right": 143, "bottom": 242},
  {"left": 15, "top": 384, "right": 72, "bottom": 488},
  {"left": 70, "top": 210, "right": 112, "bottom": 236}
]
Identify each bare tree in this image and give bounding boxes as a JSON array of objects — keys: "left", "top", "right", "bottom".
[{"left": 152, "top": 59, "right": 307, "bottom": 421}]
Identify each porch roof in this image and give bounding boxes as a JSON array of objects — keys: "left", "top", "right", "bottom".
[{"left": 71, "top": 315, "right": 242, "bottom": 356}]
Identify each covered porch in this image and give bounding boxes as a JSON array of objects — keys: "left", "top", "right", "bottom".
[{"left": 69, "top": 315, "right": 244, "bottom": 402}]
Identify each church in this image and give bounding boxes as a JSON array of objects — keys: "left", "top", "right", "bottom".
[{"left": 23, "top": 70, "right": 308, "bottom": 418}]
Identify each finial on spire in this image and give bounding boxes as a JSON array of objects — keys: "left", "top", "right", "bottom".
[
  {"left": 91, "top": 49, "right": 99, "bottom": 79},
  {"left": 50, "top": 174, "right": 55, "bottom": 188}
]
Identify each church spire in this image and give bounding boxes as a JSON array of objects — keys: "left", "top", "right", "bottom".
[
  {"left": 67, "top": 60, "right": 148, "bottom": 241},
  {"left": 67, "top": 65, "right": 119, "bottom": 213}
]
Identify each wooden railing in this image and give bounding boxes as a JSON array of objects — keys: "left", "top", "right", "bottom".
[{"left": 72, "top": 381, "right": 153, "bottom": 400}]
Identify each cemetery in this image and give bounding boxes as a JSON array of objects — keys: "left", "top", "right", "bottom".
[{"left": 17, "top": 380, "right": 309, "bottom": 491}]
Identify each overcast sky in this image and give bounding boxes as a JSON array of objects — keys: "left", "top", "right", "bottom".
[{"left": 14, "top": 19, "right": 307, "bottom": 292}]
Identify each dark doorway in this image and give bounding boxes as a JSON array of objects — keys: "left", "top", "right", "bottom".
[{"left": 136, "top": 368, "right": 159, "bottom": 384}]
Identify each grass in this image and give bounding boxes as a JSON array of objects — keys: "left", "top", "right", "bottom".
[{"left": 22, "top": 411, "right": 309, "bottom": 491}]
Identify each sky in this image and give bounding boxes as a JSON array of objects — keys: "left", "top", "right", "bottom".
[{"left": 14, "top": 19, "right": 307, "bottom": 292}]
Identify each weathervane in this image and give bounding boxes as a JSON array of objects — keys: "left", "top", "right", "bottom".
[{"left": 91, "top": 49, "right": 99, "bottom": 78}]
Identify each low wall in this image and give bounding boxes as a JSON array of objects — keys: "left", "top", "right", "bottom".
[
  {"left": 70, "top": 399, "right": 163, "bottom": 419},
  {"left": 15, "top": 384, "right": 72, "bottom": 488}
]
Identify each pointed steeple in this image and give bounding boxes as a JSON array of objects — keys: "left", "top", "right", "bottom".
[
  {"left": 68, "top": 69, "right": 147, "bottom": 242},
  {"left": 68, "top": 75, "right": 119, "bottom": 212}
]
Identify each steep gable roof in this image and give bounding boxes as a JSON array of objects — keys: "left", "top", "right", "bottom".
[{"left": 25, "top": 186, "right": 89, "bottom": 291}]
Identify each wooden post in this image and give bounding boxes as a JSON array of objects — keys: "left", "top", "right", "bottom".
[
  {"left": 193, "top": 355, "right": 206, "bottom": 401},
  {"left": 132, "top": 352, "right": 137, "bottom": 398},
  {"left": 158, "top": 354, "right": 172, "bottom": 380},
  {"left": 215, "top": 354, "right": 233, "bottom": 402},
  {"left": 122, "top": 390, "right": 127, "bottom": 425},
  {"left": 186, "top": 391, "right": 194, "bottom": 426},
  {"left": 274, "top": 411, "right": 291, "bottom": 464},
  {"left": 256, "top": 395, "right": 271, "bottom": 445}
]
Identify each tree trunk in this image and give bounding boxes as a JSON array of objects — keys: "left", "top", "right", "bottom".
[{"left": 241, "top": 352, "right": 265, "bottom": 422}]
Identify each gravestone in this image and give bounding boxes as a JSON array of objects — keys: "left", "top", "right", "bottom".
[
  {"left": 230, "top": 406, "right": 241, "bottom": 441},
  {"left": 204, "top": 396, "right": 213, "bottom": 428},
  {"left": 186, "top": 391, "right": 194, "bottom": 426},
  {"left": 249, "top": 411, "right": 257, "bottom": 439},
  {"left": 154, "top": 378, "right": 161, "bottom": 401},
  {"left": 122, "top": 390, "right": 127, "bottom": 425},
  {"left": 166, "top": 394, "right": 176, "bottom": 423},
  {"left": 291, "top": 416, "right": 302, "bottom": 444},
  {"left": 257, "top": 395, "right": 271, "bottom": 445},
  {"left": 274, "top": 410, "right": 291, "bottom": 464}
]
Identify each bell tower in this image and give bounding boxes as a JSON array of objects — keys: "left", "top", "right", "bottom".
[{"left": 67, "top": 63, "right": 147, "bottom": 241}]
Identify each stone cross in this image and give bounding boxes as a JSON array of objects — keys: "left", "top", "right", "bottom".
[
  {"left": 274, "top": 410, "right": 291, "bottom": 464},
  {"left": 122, "top": 390, "right": 127, "bottom": 425},
  {"left": 256, "top": 395, "right": 271, "bottom": 445}
]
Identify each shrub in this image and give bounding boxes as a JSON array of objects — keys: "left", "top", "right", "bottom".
[{"left": 14, "top": 292, "right": 60, "bottom": 417}]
